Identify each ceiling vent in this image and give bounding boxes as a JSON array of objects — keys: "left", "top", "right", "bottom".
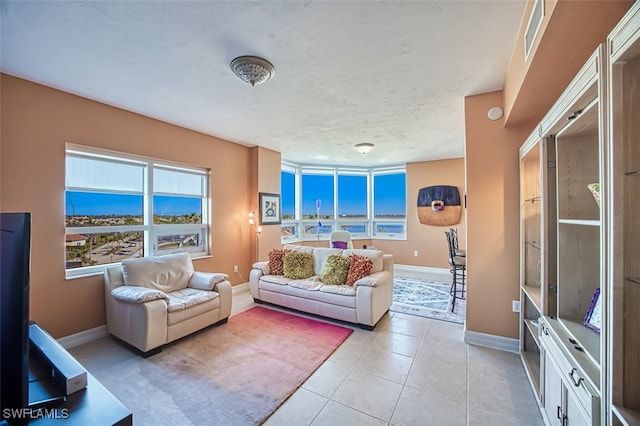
[{"left": 524, "top": 0, "right": 544, "bottom": 61}]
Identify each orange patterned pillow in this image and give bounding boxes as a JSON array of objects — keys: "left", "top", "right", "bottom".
[
  {"left": 345, "top": 254, "right": 373, "bottom": 286},
  {"left": 268, "top": 248, "right": 291, "bottom": 275}
]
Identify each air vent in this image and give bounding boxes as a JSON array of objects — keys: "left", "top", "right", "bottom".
[{"left": 524, "top": 0, "right": 544, "bottom": 61}]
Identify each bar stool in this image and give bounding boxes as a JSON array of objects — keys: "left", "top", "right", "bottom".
[{"left": 445, "top": 230, "right": 466, "bottom": 312}]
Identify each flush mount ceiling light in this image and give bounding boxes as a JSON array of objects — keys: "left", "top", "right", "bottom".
[
  {"left": 487, "top": 106, "right": 504, "bottom": 121},
  {"left": 354, "top": 143, "right": 375, "bottom": 155},
  {"left": 230, "top": 56, "right": 275, "bottom": 86}
]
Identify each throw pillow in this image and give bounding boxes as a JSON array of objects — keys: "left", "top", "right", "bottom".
[
  {"left": 283, "top": 251, "right": 314, "bottom": 280},
  {"left": 320, "top": 254, "right": 350, "bottom": 285},
  {"left": 345, "top": 253, "right": 373, "bottom": 286},
  {"left": 332, "top": 241, "right": 348, "bottom": 249},
  {"left": 268, "top": 248, "right": 291, "bottom": 275}
]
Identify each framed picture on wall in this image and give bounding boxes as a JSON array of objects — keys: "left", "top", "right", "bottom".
[{"left": 259, "top": 193, "right": 281, "bottom": 225}]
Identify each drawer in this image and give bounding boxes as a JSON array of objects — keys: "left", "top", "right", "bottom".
[{"left": 540, "top": 319, "right": 600, "bottom": 422}]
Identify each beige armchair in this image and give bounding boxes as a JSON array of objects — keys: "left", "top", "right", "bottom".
[{"left": 104, "top": 252, "right": 232, "bottom": 356}]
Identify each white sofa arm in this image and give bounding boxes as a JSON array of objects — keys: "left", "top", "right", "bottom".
[
  {"left": 111, "top": 286, "right": 169, "bottom": 303},
  {"left": 354, "top": 270, "right": 392, "bottom": 288},
  {"left": 252, "top": 261, "right": 270, "bottom": 275},
  {"left": 189, "top": 271, "right": 229, "bottom": 290},
  {"left": 210, "top": 279, "right": 232, "bottom": 320}
]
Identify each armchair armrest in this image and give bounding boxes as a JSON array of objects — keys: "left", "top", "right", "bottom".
[
  {"left": 354, "top": 270, "right": 391, "bottom": 288},
  {"left": 111, "top": 286, "right": 169, "bottom": 304},
  {"left": 189, "top": 271, "right": 229, "bottom": 291},
  {"left": 252, "top": 261, "right": 270, "bottom": 275}
]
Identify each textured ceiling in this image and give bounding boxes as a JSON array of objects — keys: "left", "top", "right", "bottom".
[{"left": 0, "top": 1, "right": 525, "bottom": 167}]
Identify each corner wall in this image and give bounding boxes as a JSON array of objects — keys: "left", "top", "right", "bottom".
[
  {"left": 464, "top": 90, "right": 534, "bottom": 339},
  {"left": 1, "top": 74, "right": 253, "bottom": 338}
]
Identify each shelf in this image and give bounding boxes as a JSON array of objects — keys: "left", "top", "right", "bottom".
[
  {"left": 522, "top": 285, "right": 542, "bottom": 311},
  {"left": 524, "top": 319, "right": 541, "bottom": 347},
  {"left": 558, "top": 219, "right": 600, "bottom": 226},
  {"left": 612, "top": 405, "right": 640, "bottom": 426},
  {"left": 521, "top": 350, "right": 541, "bottom": 397},
  {"left": 558, "top": 317, "right": 601, "bottom": 368}
]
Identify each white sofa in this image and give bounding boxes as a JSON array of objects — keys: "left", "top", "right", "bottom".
[
  {"left": 104, "top": 252, "right": 232, "bottom": 356},
  {"left": 249, "top": 245, "right": 393, "bottom": 329}
]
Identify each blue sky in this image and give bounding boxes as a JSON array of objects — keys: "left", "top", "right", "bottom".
[
  {"left": 65, "top": 192, "right": 201, "bottom": 216},
  {"left": 282, "top": 172, "right": 406, "bottom": 217}
]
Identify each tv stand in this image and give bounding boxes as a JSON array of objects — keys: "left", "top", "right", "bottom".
[{"left": 25, "top": 323, "right": 132, "bottom": 425}]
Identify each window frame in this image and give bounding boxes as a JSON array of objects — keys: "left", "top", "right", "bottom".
[
  {"left": 65, "top": 144, "right": 210, "bottom": 279},
  {"left": 280, "top": 162, "right": 406, "bottom": 243}
]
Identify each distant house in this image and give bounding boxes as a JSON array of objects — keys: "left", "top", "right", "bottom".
[{"left": 65, "top": 234, "right": 87, "bottom": 247}]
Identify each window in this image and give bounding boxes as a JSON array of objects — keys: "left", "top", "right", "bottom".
[
  {"left": 65, "top": 145, "right": 209, "bottom": 278},
  {"left": 280, "top": 163, "right": 406, "bottom": 242},
  {"left": 373, "top": 170, "right": 406, "bottom": 238}
]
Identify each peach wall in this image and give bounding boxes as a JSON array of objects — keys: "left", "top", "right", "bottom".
[
  {"left": 255, "top": 146, "right": 282, "bottom": 262},
  {"left": 373, "top": 158, "right": 465, "bottom": 269},
  {"left": 1, "top": 74, "right": 253, "bottom": 338},
  {"left": 464, "top": 91, "right": 534, "bottom": 339}
]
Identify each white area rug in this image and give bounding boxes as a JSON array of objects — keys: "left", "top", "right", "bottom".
[{"left": 391, "top": 276, "right": 466, "bottom": 324}]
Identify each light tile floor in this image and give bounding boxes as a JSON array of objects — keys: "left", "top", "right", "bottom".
[
  {"left": 71, "top": 288, "right": 544, "bottom": 425},
  {"left": 235, "top": 289, "right": 544, "bottom": 425}
]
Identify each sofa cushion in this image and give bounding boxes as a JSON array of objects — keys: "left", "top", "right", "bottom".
[
  {"left": 313, "top": 247, "right": 344, "bottom": 276},
  {"left": 122, "top": 252, "right": 194, "bottom": 293},
  {"left": 288, "top": 278, "right": 324, "bottom": 291},
  {"left": 345, "top": 253, "right": 374, "bottom": 286},
  {"left": 319, "top": 284, "right": 357, "bottom": 297},
  {"left": 166, "top": 288, "right": 218, "bottom": 313},
  {"left": 268, "top": 248, "right": 291, "bottom": 275},
  {"left": 320, "top": 254, "right": 350, "bottom": 285},
  {"left": 260, "top": 274, "right": 293, "bottom": 286},
  {"left": 343, "top": 249, "right": 384, "bottom": 273},
  {"left": 283, "top": 251, "right": 314, "bottom": 279}
]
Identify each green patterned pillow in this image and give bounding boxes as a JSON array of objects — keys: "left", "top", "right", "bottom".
[
  {"left": 283, "top": 251, "right": 314, "bottom": 280},
  {"left": 320, "top": 255, "right": 350, "bottom": 285}
]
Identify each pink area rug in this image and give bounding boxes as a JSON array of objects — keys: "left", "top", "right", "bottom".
[{"left": 89, "top": 306, "right": 353, "bottom": 425}]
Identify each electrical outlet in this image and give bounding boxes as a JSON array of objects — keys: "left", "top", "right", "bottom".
[
  {"left": 233, "top": 265, "right": 239, "bottom": 273},
  {"left": 512, "top": 300, "right": 521, "bottom": 313},
  {"left": 413, "top": 251, "right": 418, "bottom": 257}
]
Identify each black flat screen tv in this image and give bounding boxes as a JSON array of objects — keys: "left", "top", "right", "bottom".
[{"left": 0, "top": 212, "right": 31, "bottom": 421}]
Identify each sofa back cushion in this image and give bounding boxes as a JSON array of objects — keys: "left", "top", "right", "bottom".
[
  {"left": 313, "top": 247, "right": 343, "bottom": 276},
  {"left": 320, "top": 254, "right": 350, "bottom": 285},
  {"left": 342, "top": 249, "right": 384, "bottom": 273},
  {"left": 283, "top": 251, "right": 314, "bottom": 280},
  {"left": 122, "top": 252, "right": 194, "bottom": 293}
]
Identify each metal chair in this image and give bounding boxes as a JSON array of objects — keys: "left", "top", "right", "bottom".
[
  {"left": 450, "top": 227, "right": 465, "bottom": 257},
  {"left": 445, "top": 230, "right": 466, "bottom": 312}
]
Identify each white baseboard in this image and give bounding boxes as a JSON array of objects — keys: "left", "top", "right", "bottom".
[
  {"left": 395, "top": 264, "right": 449, "bottom": 277},
  {"left": 233, "top": 282, "right": 250, "bottom": 294},
  {"left": 58, "top": 325, "right": 108, "bottom": 349},
  {"left": 463, "top": 330, "right": 519, "bottom": 353}
]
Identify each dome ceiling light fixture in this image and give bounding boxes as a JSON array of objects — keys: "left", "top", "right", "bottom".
[
  {"left": 354, "top": 143, "right": 375, "bottom": 155},
  {"left": 230, "top": 55, "right": 275, "bottom": 87}
]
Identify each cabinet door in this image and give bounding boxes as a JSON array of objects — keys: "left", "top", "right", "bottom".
[
  {"left": 566, "top": 387, "right": 591, "bottom": 426},
  {"left": 544, "top": 352, "right": 564, "bottom": 426}
]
